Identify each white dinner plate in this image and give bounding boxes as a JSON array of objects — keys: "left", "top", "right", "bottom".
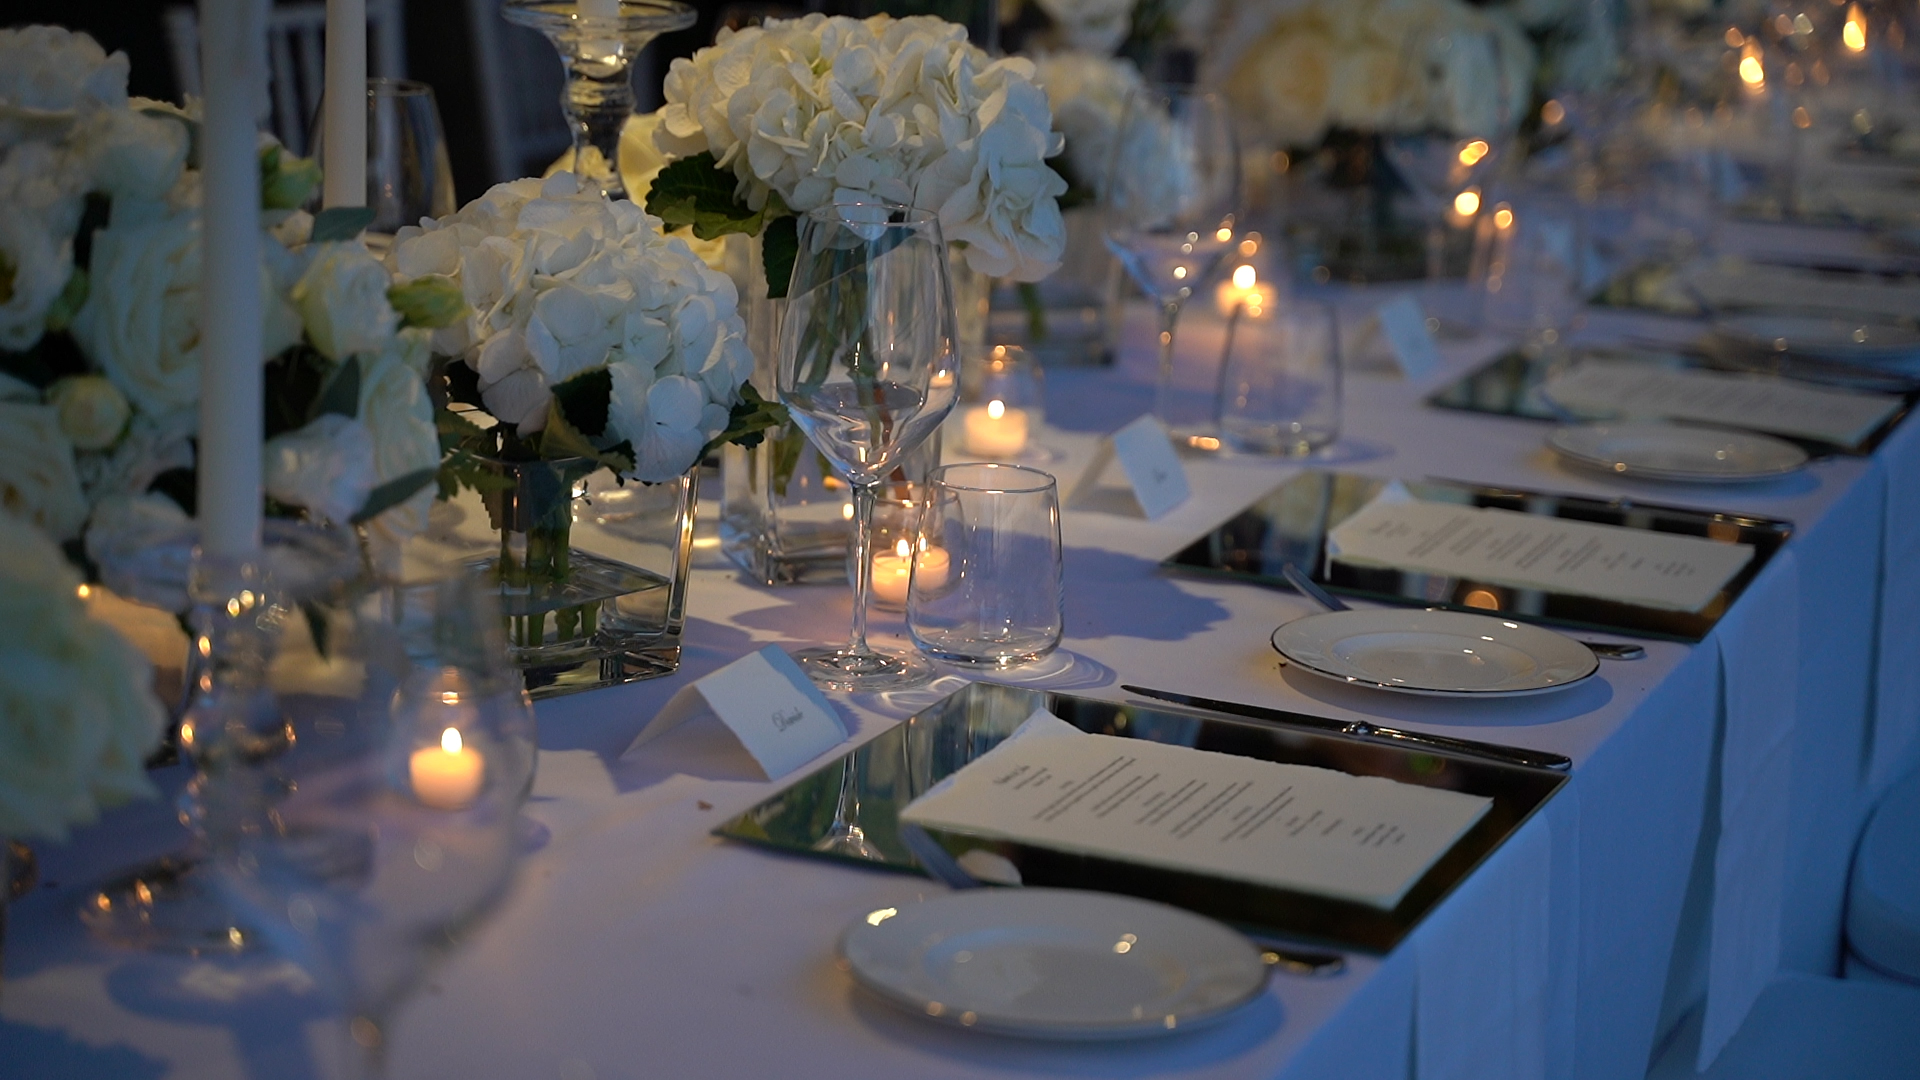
[
  {"left": 1547, "top": 421, "right": 1808, "bottom": 483},
  {"left": 1712, "top": 312, "right": 1920, "bottom": 366},
  {"left": 1271, "top": 609, "right": 1599, "bottom": 698},
  {"left": 839, "top": 888, "right": 1270, "bottom": 1039}
]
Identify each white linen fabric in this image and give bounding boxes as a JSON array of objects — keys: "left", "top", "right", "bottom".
[{"left": 1870, "top": 416, "right": 1920, "bottom": 793}]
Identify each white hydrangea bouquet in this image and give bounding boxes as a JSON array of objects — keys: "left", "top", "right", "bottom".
[
  {"left": 643, "top": 12, "right": 1070, "bottom": 298},
  {"left": 0, "top": 26, "right": 462, "bottom": 593}
]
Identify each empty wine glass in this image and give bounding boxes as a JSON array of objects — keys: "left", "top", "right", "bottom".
[
  {"left": 776, "top": 202, "right": 960, "bottom": 692},
  {"left": 213, "top": 573, "right": 535, "bottom": 1079},
  {"left": 1101, "top": 86, "right": 1241, "bottom": 446},
  {"left": 309, "top": 79, "right": 457, "bottom": 239},
  {"left": 1383, "top": 22, "right": 1523, "bottom": 279}
]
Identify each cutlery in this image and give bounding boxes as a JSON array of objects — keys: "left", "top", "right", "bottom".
[
  {"left": 898, "top": 823, "right": 1345, "bottom": 975},
  {"left": 1280, "top": 562, "right": 1645, "bottom": 661},
  {"left": 1120, "top": 684, "right": 1574, "bottom": 772}
]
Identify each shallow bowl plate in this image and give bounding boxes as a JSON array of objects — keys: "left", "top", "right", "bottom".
[
  {"left": 839, "top": 888, "right": 1271, "bottom": 1039},
  {"left": 1548, "top": 421, "right": 1808, "bottom": 482},
  {"left": 1712, "top": 312, "right": 1920, "bottom": 365},
  {"left": 1271, "top": 609, "right": 1599, "bottom": 698}
]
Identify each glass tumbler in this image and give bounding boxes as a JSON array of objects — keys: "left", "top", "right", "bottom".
[
  {"left": 908, "top": 464, "right": 1064, "bottom": 669},
  {"left": 1216, "top": 297, "right": 1341, "bottom": 457}
]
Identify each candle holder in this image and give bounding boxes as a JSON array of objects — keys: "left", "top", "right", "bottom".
[
  {"left": 502, "top": 0, "right": 697, "bottom": 200},
  {"left": 956, "top": 345, "right": 1052, "bottom": 463}
]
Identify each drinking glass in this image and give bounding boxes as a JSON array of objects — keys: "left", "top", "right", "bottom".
[
  {"left": 1470, "top": 194, "right": 1588, "bottom": 353},
  {"left": 1216, "top": 298, "right": 1341, "bottom": 457},
  {"left": 1102, "top": 86, "right": 1241, "bottom": 445},
  {"left": 1383, "top": 23, "right": 1523, "bottom": 279},
  {"left": 213, "top": 573, "right": 534, "bottom": 1079},
  {"left": 908, "top": 463, "right": 1064, "bottom": 669},
  {"left": 310, "top": 79, "right": 457, "bottom": 236},
  {"left": 777, "top": 203, "right": 960, "bottom": 691}
]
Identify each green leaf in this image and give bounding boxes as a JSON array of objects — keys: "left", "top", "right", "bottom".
[
  {"left": 538, "top": 400, "right": 635, "bottom": 476},
  {"left": 762, "top": 213, "right": 799, "bottom": 300},
  {"left": 646, "top": 153, "right": 769, "bottom": 241},
  {"left": 261, "top": 147, "right": 323, "bottom": 211},
  {"left": 42, "top": 267, "right": 89, "bottom": 332},
  {"left": 310, "top": 206, "right": 377, "bottom": 243},
  {"left": 387, "top": 275, "right": 466, "bottom": 329},
  {"left": 702, "top": 381, "right": 789, "bottom": 457},
  {"left": 351, "top": 467, "right": 438, "bottom": 524},
  {"left": 310, "top": 355, "right": 361, "bottom": 421},
  {"left": 550, "top": 367, "right": 612, "bottom": 439}
]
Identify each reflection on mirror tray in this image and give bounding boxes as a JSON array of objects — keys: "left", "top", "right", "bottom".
[{"left": 714, "top": 681, "right": 1564, "bottom": 953}]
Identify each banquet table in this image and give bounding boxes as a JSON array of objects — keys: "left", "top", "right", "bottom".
[{"left": 4, "top": 222, "right": 1917, "bottom": 1080}]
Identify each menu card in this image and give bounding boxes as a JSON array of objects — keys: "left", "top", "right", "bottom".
[
  {"left": 899, "top": 710, "right": 1492, "bottom": 910},
  {"left": 1326, "top": 489, "right": 1754, "bottom": 613},
  {"left": 1542, "top": 359, "right": 1902, "bottom": 447}
]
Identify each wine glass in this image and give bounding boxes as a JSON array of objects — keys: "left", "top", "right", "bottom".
[
  {"left": 309, "top": 79, "right": 458, "bottom": 240},
  {"left": 776, "top": 202, "right": 960, "bottom": 692},
  {"left": 1101, "top": 86, "right": 1241, "bottom": 447},
  {"left": 1383, "top": 22, "right": 1523, "bottom": 280},
  {"left": 212, "top": 573, "right": 535, "bottom": 1078}
]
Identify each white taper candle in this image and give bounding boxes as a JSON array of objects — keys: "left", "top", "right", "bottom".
[
  {"left": 197, "top": 0, "right": 268, "bottom": 558},
  {"left": 322, "top": 0, "right": 367, "bottom": 208}
]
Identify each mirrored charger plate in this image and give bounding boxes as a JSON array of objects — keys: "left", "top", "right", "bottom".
[
  {"left": 1271, "top": 609, "right": 1599, "bottom": 698},
  {"left": 840, "top": 888, "right": 1270, "bottom": 1039},
  {"left": 1710, "top": 312, "right": 1920, "bottom": 367},
  {"left": 1547, "top": 421, "right": 1809, "bottom": 483}
]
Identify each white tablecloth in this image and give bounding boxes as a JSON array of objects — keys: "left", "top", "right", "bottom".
[{"left": 4, "top": 259, "right": 1914, "bottom": 1080}]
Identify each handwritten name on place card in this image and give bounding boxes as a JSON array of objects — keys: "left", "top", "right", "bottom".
[{"left": 625, "top": 645, "right": 848, "bottom": 780}]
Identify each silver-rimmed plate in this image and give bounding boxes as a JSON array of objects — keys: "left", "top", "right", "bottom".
[
  {"left": 839, "top": 888, "right": 1271, "bottom": 1040},
  {"left": 1712, "top": 312, "right": 1920, "bottom": 366},
  {"left": 1271, "top": 609, "right": 1599, "bottom": 698},
  {"left": 1548, "top": 421, "right": 1808, "bottom": 483}
]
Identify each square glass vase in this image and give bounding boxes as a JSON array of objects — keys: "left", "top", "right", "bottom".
[{"left": 469, "top": 456, "right": 696, "bottom": 699}]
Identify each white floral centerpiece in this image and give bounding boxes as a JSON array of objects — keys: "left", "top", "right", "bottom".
[
  {"left": 0, "top": 26, "right": 463, "bottom": 592},
  {"left": 644, "top": 12, "right": 1070, "bottom": 296},
  {"left": 1031, "top": 49, "right": 1144, "bottom": 204}
]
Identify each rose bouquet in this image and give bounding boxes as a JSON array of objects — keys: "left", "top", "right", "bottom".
[
  {"left": 0, "top": 26, "right": 461, "bottom": 591},
  {"left": 644, "top": 12, "right": 1070, "bottom": 297}
]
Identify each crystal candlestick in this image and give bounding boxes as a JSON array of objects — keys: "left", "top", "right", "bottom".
[{"left": 502, "top": 0, "right": 696, "bottom": 201}]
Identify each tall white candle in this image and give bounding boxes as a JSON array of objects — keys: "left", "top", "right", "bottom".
[
  {"left": 197, "top": 0, "right": 267, "bottom": 559},
  {"left": 322, "top": 0, "right": 367, "bottom": 208}
]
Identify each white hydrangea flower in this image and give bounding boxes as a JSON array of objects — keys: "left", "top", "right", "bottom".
[
  {"left": 1032, "top": 51, "right": 1142, "bottom": 194},
  {"left": 388, "top": 172, "right": 754, "bottom": 480},
  {"left": 656, "top": 13, "right": 1068, "bottom": 282},
  {"left": 0, "top": 507, "right": 166, "bottom": 841}
]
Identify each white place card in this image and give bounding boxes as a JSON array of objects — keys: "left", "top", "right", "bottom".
[
  {"left": 1327, "top": 494, "right": 1755, "bottom": 613},
  {"left": 1066, "top": 414, "right": 1190, "bottom": 519},
  {"left": 624, "top": 645, "right": 848, "bottom": 780},
  {"left": 1541, "top": 359, "right": 1902, "bottom": 448},
  {"left": 1374, "top": 295, "right": 1442, "bottom": 379},
  {"left": 901, "top": 709, "right": 1492, "bottom": 910}
]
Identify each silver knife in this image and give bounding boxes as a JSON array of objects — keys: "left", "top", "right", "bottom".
[{"left": 1119, "top": 684, "right": 1573, "bottom": 772}]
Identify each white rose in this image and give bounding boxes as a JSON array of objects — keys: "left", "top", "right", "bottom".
[
  {"left": 72, "top": 210, "right": 201, "bottom": 413},
  {"left": 74, "top": 407, "right": 195, "bottom": 505},
  {"left": 0, "top": 26, "right": 130, "bottom": 147},
  {"left": 48, "top": 375, "right": 130, "bottom": 450},
  {"left": 263, "top": 413, "right": 378, "bottom": 524},
  {"left": 0, "top": 402, "right": 88, "bottom": 541},
  {"left": 356, "top": 329, "right": 440, "bottom": 541},
  {"left": 1328, "top": 45, "right": 1407, "bottom": 133},
  {"left": 0, "top": 199, "right": 74, "bottom": 351},
  {"left": 1034, "top": 0, "right": 1136, "bottom": 56},
  {"left": 73, "top": 106, "right": 189, "bottom": 203},
  {"left": 293, "top": 242, "right": 401, "bottom": 362},
  {"left": 1226, "top": 23, "right": 1336, "bottom": 147},
  {"left": 84, "top": 492, "right": 195, "bottom": 613},
  {"left": 0, "top": 509, "right": 165, "bottom": 841}
]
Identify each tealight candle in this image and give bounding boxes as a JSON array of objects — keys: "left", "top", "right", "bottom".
[
  {"left": 872, "top": 539, "right": 950, "bottom": 607},
  {"left": 963, "top": 399, "right": 1029, "bottom": 458},
  {"left": 1216, "top": 264, "right": 1275, "bottom": 317},
  {"left": 411, "top": 726, "right": 484, "bottom": 810}
]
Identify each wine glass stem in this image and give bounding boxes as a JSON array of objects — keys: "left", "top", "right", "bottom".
[
  {"left": 847, "top": 481, "right": 878, "bottom": 658},
  {"left": 1151, "top": 299, "right": 1183, "bottom": 426}
]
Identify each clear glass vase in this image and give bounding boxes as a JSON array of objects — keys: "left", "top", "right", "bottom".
[
  {"left": 502, "top": 0, "right": 696, "bottom": 200},
  {"left": 719, "top": 235, "right": 962, "bottom": 585},
  {"left": 468, "top": 456, "right": 697, "bottom": 698}
]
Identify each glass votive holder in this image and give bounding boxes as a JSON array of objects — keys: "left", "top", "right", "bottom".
[
  {"left": 958, "top": 345, "right": 1045, "bottom": 461},
  {"left": 853, "top": 491, "right": 939, "bottom": 611},
  {"left": 907, "top": 463, "right": 1063, "bottom": 668},
  {"left": 1216, "top": 296, "right": 1342, "bottom": 457}
]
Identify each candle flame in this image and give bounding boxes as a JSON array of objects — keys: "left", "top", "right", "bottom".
[
  {"left": 1457, "top": 140, "right": 1490, "bottom": 166},
  {"left": 1453, "top": 189, "right": 1482, "bottom": 217},
  {"left": 1844, "top": 4, "right": 1866, "bottom": 51},
  {"left": 987, "top": 399, "right": 1006, "bottom": 419},
  {"left": 1214, "top": 226, "right": 1232, "bottom": 242},
  {"left": 1232, "top": 264, "right": 1257, "bottom": 290},
  {"left": 1739, "top": 44, "right": 1766, "bottom": 87},
  {"left": 440, "top": 690, "right": 460, "bottom": 705},
  {"left": 1493, "top": 205, "right": 1514, "bottom": 229},
  {"left": 895, "top": 539, "right": 911, "bottom": 558},
  {"left": 441, "top": 727, "right": 463, "bottom": 754}
]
